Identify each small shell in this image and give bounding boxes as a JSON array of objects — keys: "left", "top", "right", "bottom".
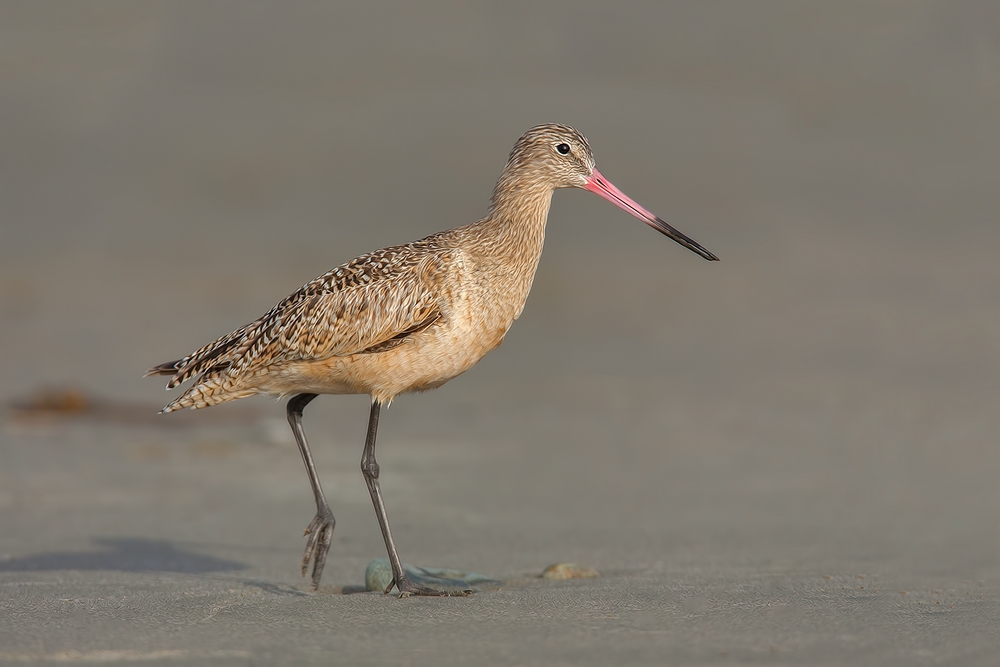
[{"left": 542, "top": 562, "right": 599, "bottom": 580}]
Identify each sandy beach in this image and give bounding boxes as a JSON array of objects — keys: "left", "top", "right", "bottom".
[{"left": 2, "top": 2, "right": 999, "bottom": 664}]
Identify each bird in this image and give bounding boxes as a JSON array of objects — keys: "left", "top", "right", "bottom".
[{"left": 147, "top": 124, "right": 718, "bottom": 597}]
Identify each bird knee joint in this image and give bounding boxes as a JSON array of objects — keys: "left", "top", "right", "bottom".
[{"left": 361, "top": 460, "right": 380, "bottom": 479}]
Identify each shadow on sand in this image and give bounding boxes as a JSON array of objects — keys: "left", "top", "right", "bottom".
[{"left": 0, "top": 537, "right": 247, "bottom": 574}]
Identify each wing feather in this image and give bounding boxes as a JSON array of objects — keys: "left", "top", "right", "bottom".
[{"left": 149, "top": 236, "right": 452, "bottom": 390}]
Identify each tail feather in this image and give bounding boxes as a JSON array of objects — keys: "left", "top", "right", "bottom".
[
  {"left": 145, "top": 360, "right": 182, "bottom": 378},
  {"left": 166, "top": 333, "right": 243, "bottom": 388},
  {"left": 150, "top": 335, "right": 263, "bottom": 412},
  {"left": 148, "top": 306, "right": 277, "bottom": 409},
  {"left": 160, "top": 377, "right": 258, "bottom": 413},
  {"left": 146, "top": 324, "right": 249, "bottom": 390}
]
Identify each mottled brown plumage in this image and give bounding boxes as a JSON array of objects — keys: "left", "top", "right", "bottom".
[
  {"left": 147, "top": 124, "right": 717, "bottom": 596},
  {"left": 149, "top": 235, "right": 453, "bottom": 408}
]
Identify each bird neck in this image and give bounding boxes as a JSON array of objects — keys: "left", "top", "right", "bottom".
[
  {"left": 483, "top": 172, "right": 555, "bottom": 262},
  {"left": 455, "top": 174, "right": 554, "bottom": 331}
]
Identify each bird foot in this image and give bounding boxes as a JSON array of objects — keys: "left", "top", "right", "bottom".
[
  {"left": 302, "top": 507, "right": 335, "bottom": 590},
  {"left": 387, "top": 575, "right": 473, "bottom": 598}
]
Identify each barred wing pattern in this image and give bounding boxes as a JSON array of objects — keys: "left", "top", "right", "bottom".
[{"left": 148, "top": 235, "right": 452, "bottom": 411}]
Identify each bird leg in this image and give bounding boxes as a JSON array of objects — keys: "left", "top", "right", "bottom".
[
  {"left": 286, "top": 393, "right": 336, "bottom": 590},
  {"left": 361, "top": 401, "right": 465, "bottom": 597}
]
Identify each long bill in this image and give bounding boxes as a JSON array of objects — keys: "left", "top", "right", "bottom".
[{"left": 584, "top": 168, "right": 719, "bottom": 261}]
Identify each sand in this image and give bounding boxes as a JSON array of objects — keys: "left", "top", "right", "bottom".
[{"left": 2, "top": 2, "right": 999, "bottom": 664}]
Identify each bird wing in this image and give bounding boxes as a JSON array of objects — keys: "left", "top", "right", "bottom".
[{"left": 151, "top": 239, "right": 450, "bottom": 388}]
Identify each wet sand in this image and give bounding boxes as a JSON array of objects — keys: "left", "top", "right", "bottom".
[{"left": 2, "top": 2, "right": 999, "bottom": 665}]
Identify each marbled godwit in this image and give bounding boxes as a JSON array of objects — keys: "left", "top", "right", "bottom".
[{"left": 147, "top": 124, "right": 718, "bottom": 596}]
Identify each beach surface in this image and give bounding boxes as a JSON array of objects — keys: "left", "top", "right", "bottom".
[{"left": 2, "top": 3, "right": 999, "bottom": 664}]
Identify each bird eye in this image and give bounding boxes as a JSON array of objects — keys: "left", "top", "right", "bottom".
[{"left": 556, "top": 143, "right": 570, "bottom": 155}]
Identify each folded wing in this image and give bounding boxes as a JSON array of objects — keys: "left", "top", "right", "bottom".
[{"left": 148, "top": 241, "right": 450, "bottom": 399}]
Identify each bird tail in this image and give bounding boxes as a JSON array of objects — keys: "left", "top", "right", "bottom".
[
  {"left": 159, "top": 377, "right": 258, "bottom": 413},
  {"left": 147, "top": 325, "right": 258, "bottom": 412},
  {"left": 145, "top": 360, "right": 182, "bottom": 377}
]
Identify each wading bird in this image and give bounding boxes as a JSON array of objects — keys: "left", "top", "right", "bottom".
[{"left": 148, "top": 124, "right": 718, "bottom": 596}]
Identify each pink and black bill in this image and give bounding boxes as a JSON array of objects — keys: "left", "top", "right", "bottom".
[{"left": 584, "top": 168, "right": 719, "bottom": 261}]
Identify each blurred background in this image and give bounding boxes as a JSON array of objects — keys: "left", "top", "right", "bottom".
[{"left": 1, "top": 1, "right": 999, "bottom": 662}]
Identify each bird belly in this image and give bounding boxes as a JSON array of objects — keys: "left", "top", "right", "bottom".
[{"left": 273, "top": 319, "right": 505, "bottom": 404}]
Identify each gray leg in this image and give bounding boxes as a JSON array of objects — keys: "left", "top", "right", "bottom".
[
  {"left": 360, "top": 400, "right": 464, "bottom": 597},
  {"left": 287, "top": 393, "right": 335, "bottom": 590}
]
